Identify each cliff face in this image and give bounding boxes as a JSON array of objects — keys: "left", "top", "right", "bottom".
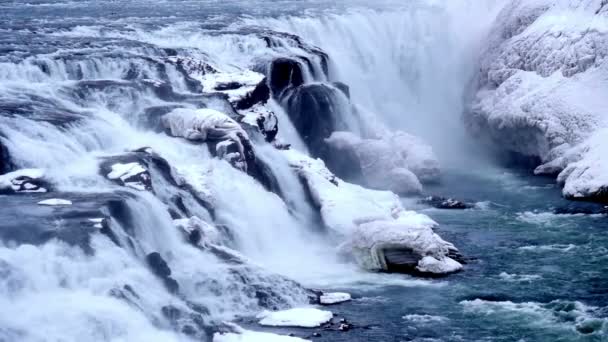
[{"left": 467, "top": 0, "right": 608, "bottom": 202}]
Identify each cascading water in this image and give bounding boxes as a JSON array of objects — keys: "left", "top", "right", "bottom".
[
  {"left": 3, "top": 1, "right": 606, "bottom": 341},
  {"left": 247, "top": 1, "right": 505, "bottom": 166}
]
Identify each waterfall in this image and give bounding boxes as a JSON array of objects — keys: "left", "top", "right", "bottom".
[
  {"left": 0, "top": 1, "right": 504, "bottom": 341},
  {"left": 246, "top": 1, "right": 505, "bottom": 166}
]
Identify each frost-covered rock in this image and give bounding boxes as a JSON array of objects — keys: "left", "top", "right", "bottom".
[
  {"left": 468, "top": 0, "right": 608, "bottom": 202},
  {"left": 162, "top": 108, "right": 250, "bottom": 171},
  {"left": 0, "top": 168, "right": 49, "bottom": 194},
  {"left": 258, "top": 308, "right": 333, "bottom": 328},
  {"left": 173, "top": 216, "right": 223, "bottom": 246},
  {"left": 283, "top": 149, "right": 461, "bottom": 275}
]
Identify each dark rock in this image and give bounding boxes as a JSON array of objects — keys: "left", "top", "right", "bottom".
[
  {"left": 146, "top": 252, "right": 172, "bottom": 278},
  {"left": 146, "top": 252, "right": 180, "bottom": 294},
  {"left": 255, "top": 111, "right": 278, "bottom": 143},
  {"left": 383, "top": 248, "right": 424, "bottom": 274},
  {"left": 188, "top": 229, "right": 202, "bottom": 245},
  {"left": 0, "top": 137, "right": 12, "bottom": 175},
  {"left": 235, "top": 78, "right": 271, "bottom": 110},
  {"left": 282, "top": 83, "right": 350, "bottom": 158},
  {"left": 420, "top": 196, "right": 473, "bottom": 210},
  {"left": 214, "top": 82, "right": 242, "bottom": 91},
  {"left": 269, "top": 58, "right": 305, "bottom": 96}
]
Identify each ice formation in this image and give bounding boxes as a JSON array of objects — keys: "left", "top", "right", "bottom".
[{"left": 468, "top": 0, "right": 608, "bottom": 202}]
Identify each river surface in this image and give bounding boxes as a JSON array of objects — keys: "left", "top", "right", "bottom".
[{"left": 252, "top": 166, "right": 608, "bottom": 341}]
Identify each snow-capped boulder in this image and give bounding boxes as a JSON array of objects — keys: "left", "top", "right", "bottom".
[
  {"left": 0, "top": 168, "right": 50, "bottom": 194},
  {"left": 283, "top": 149, "right": 461, "bottom": 275},
  {"left": 173, "top": 216, "right": 223, "bottom": 246},
  {"left": 106, "top": 162, "right": 152, "bottom": 191},
  {"left": 420, "top": 196, "right": 473, "bottom": 210},
  {"left": 468, "top": 0, "right": 608, "bottom": 202},
  {"left": 162, "top": 108, "right": 250, "bottom": 171},
  {"left": 342, "top": 212, "right": 462, "bottom": 275}
]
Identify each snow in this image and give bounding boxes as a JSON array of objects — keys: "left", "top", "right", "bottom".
[
  {"left": 106, "top": 162, "right": 149, "bottom": 191},
  {"left": 214, "top": 329, "right": 309, "bottom": 342},
  {"left": 37, "top": 198, "right": 72, "bottom": 206},
  {"left": 258, "top": 308, "right": 333, "bottom": 328},
  {"left": 319, "top": 292, "right": 351, "bottom": 305},
  {"left": 283, "top": 149, "right": 461, "bottom": 274},
  {"left": 470, "top": 0, "right": 608, "bottom": 201}
]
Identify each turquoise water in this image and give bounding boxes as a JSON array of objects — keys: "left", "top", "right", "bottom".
[{"left": 257, "top": 167, "right": 608, "bottom": 341}]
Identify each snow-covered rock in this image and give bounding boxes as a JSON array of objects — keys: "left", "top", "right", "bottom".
[
  {"left": 37, "top": 198, "right": 72, "bottom": 206},
  {"left": 173, "top": 216, "right": 223, "bottom": 246},
  {"left": 319, "top": 292, "right": 351, "bottom": 305},
  {"left": 106, "top": 162, "right": 151, "bottom": 191},
  {"left": 468, "top": 0, "right": 608, "bottom": 202},
  {"left": 0, "top": 168, "right": 49, "bottom": 194},
  {"left": 283, "top": 149, "right": 462, "bottom": 275},
  {"left": 258, "top": 308, "right": 333, "bottom": 328},
  {"left": 162, "top": 108, "right": 250, "bottom": 171}
]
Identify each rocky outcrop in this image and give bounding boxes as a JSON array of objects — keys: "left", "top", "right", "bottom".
[
  {"left": 0, "top": 137, "right": 12, "bottom": 175},
  {"left": 467, "top": 0, "right": 608, "bottom": 202},
  {"left": 283, "top": 149, "right": 462, "bottom": 276}
]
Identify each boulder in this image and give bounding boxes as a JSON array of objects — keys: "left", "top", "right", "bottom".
[
  {"left": 420, "top": 196, "right": 473, "bottom": 210},
  {"left": 282, "top": 84, "right": 350, "bottom": 157},
  {"left": 0, "top": 137, "right": 12, "bottom": 175},
  {"left": 146, "top": 252, "right": 179, "bottom": 294},
  {"left": 268, "top": 58, "right": 305, "bottom": 96}
]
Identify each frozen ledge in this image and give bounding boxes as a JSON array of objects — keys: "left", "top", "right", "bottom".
[{"left": 282, "top": 149, "right": 462, "bottom": 275}]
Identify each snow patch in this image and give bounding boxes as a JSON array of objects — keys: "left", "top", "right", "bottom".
[
  {"left": 319, "top": 292, "right": 351, "bottom": 305},
  {"left": 38, "top": 198, "right": 72, "bottom": 206},
  {"left": 258, "top": 308, "right": 333, "bottom": 328}
]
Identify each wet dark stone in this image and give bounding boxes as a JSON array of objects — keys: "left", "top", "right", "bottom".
[
  {"left": 0, "top": 137, "right": 13, "bottom": 175},
  {"left": 269, "top": 57, "right": 305, "bottom": 96},
  {"left": 383, "top": 248, "right": 423, "bottom": 274},
  {"left": 235, "top": 78, "right": 271, "bottom": 111},
  {"left": 146, "top": 252, "right": 172, "bottom": 278},
  {"left": 282, "top": 83, "right": 349, "bottom": 158},
  {"left": 147, "top": 252, "right": 180, "bottom": 294},
  {"left": 188, "top": 229, "right": 202, "bottom": 245},
  {"left": 214, "top": 82, "right": 242, "bottom": 91},
  {"left": 420, "top": 196, "right": 473, "bottom": 210}
]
